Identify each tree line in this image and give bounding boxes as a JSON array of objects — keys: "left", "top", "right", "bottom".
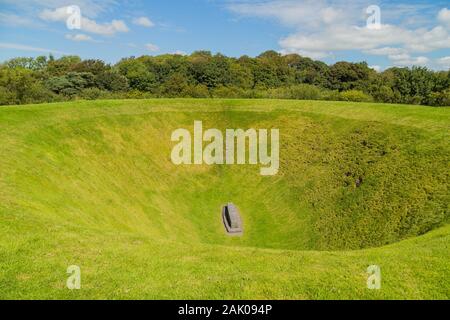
[{"left": 1, "top": 50, "right": 449, "bottom": 106}]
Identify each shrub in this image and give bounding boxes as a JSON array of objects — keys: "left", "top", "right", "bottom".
[
  {"left": 211, "top": 85, "right": 246, "bottom": 98},
  {"left": 339, "top": 90, "right": 373, "bottom": 102},
  {"left": 124, "top": 90, "right": 154, "bottom": 99},
  {"left": 78, "top": 88, "right": 108, "bottom": 100},
  {"left": 266, "top": 85, "right": 322, "bottom": 100},
  {"left": 372, "top": 85, "right": 396, "bottom": 103},
  {"left": 427, "top": 90, "right": 450, "bottom": 106},
  {"left": 45, "top": 72, "right": 95, "bottom": 96},
  {"left": 320, "top": 89, "right": 341, "bottom": 101},
  {"left": 288, "top": 84, "right": 322, "bottom": 100},
  {"left": 183, "top": 84, "right": 210, "bottom": 98},
  {"left": 159, "top": 73, "right": 189, "bottom": 97},
  {"left": 96, "top": 71, "right": 129, "bottom": 92},
  {"left": 1, "top": 53, "right": 449, "bottom": 106},
  {"left": 0, "top": 87, "right": 17, "bottom": 105},
  {"left": 21, "top": 83, "right": 56, "bottom": 104},
  {"left": 406, "top": 95, "right": 423, "bottom": 105},
  {"left": 266, "top": 87, "right": 287, "bottom": 99}
]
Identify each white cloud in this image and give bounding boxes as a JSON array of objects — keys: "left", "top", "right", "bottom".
[
  {"left": 3, "top": 0, "right": 117, "bottom": 18},
  {"left": 280, "top": 48, "right": 330, "bottom": 59},
  {"left": 436, "top": 56, "right": 450, "bottom": 68},
  {"left": 145, "top": 43, "right": 159, "bottom": 52},
  {"left": 0, "top": 12, "right": 37, "bottom": 27},
  {"left": 39, "top": 6, "right": 129, "bottom": 36},
  {"left": 0, "top": 42, "right": 67, "bottom": 54},
  {"left": 39, "top": 6, "right": 69, "bottom": 21},
  {"left": 228, "top": 0, "right": 351, "bottom": 29},
  {"left": 228, "top": 0, "right": 450, "bottom": 65},
  {"left": 133, "top": 16, "right": 154, "bottom": 28},
  {"left": 365, "top": 47, "right": 406, "bottom": 56},
  {"left": 228, "top": 1, "right": 450, "bottom": 68},
  {"left": 173, "top": 50, "right": 187, "bottom": 56},
  {"left": 82, "top": 18, "right": 128, "bottom": 35},
  {"left": 279, "top": 24, "right": 450, "bottom": 55},
  {"left": 369, "top": 65, "right": 381, "bottom": 72},
  {"left": 65, "top": 33, "right": 93, "bottom": 42},
  {"left": 388, "top": 54, "right": 429, "bottom": 66},
  {"left": 438, "top": 8, "right": 450, "bottom": 27}
]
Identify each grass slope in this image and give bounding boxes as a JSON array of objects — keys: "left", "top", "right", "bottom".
[{"left": 0, "top": 99, "right": 449, "bottom": 299}]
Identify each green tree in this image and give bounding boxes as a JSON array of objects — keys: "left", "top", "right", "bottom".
[
  {"left": 96, "top": 71, "right": 129, "bottom": 92},
  {"left": 46, "top": 72, "right": 95, "bottom": 96},
  {"left": 46, "top": 56, "right": 82, "bottom": 76},
  {"left": 72, "top": 59, "right": 109, "bottom": 75},
  {"left": 116, "top": 58, "right": 157, "bottom": 91},
  {"left": 328, "top": 62, "right": 372, "bottom": 91},
  {"left": 0, "top": 66, "right": 53, "bottom": 104},
  {"left": 160, "top": 73, "right": 189, "bottom": 97}
]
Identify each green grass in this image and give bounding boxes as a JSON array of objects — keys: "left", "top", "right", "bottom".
[{"left": 0, "top": 99, "right": 449, "bottom": 299}]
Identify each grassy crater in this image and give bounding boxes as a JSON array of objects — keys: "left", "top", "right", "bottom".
[{"left": 1, "top": 99, "right": 448, "bottom": 251}]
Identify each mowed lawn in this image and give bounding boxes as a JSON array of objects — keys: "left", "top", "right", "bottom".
[{"left": 0, "top": 99, "right": 449, "bottom": 299}]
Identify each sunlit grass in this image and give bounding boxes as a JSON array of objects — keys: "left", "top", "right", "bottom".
[{"left": 0, "top": 99, "right": 448, "bottom": 299}]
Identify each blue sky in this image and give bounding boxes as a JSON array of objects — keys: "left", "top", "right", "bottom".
[{"left": 0, "top": 0, "right": 449, "bottom": 70}]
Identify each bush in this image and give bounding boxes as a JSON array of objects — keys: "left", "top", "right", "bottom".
[
  {"left": 288, "top": 84, "right": 322, "bottom": 100},
  {"left": 339, "top": 90, "right": 373, "bottom": 102},
  {"left": 211, "top": 85, "right": 246, "bottom": 98},
  {"left": 427, "top": 90, "right": 450, "bottom": 106},
  {"left": 158, "top": 73, "right": 189, "bottom": 97},
  {"left": 124, "top": 90, "right": 154, "bottom": 99},
  {"left": 320, "top": 89, "right": 341, "bottom": 101},
  {"left": 1, "top": 53, "right": 449, "bottom": 106},
  {"left": 0, "top": 67, "right": 56, "bottom": 105},
  {"left": 183, "top": 84, "right": 210, "bottom": 98},
  {"left": 21, "top": 83, "right": 56, "bottom": 104},
  {"left": 78, "top": 88, "right": 109, "bottom": 100},
  {"left": 0, "top": 87, "right": 17, "bottom": 105},
  {"left": 267, "top": 85, "right": 334, "bottom": 101},
  {"left": 96, "top": 71, "right": 129, "bottom": 92},
  {"left": 45, "top": 72, "right": 95, "bottom": 96},
  {"left": 246, "top": 87, "right": 268, "bottom": 99},
  {"left": 372, "top": 85, "right": 396, "bottom": 103},
  {"left": 266, "top": 87, "right": 286, "bottom": 99},
  {"left": 405, "top": 95, "right": 423, "bottom": 105}
]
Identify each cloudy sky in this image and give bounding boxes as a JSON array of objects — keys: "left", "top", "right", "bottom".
[{"left": 0, "top": 0, "right": 449, "bottom": 70}]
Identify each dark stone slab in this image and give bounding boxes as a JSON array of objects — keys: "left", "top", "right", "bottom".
[{"left": 222, "top": 203, "right": 243, "bottom": 236}]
